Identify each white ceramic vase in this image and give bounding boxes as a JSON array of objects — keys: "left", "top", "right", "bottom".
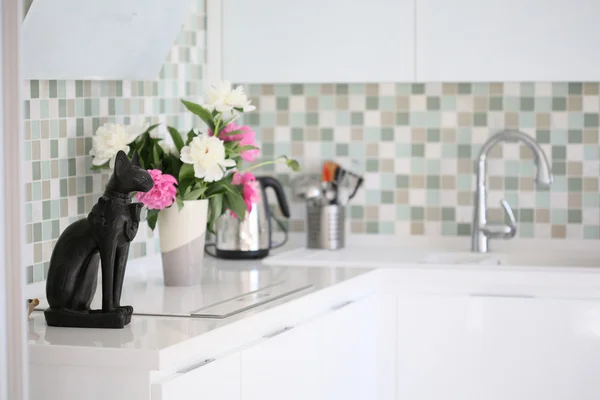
[{"left": 157, "top": 199, "right": 208, "bottom": 286}]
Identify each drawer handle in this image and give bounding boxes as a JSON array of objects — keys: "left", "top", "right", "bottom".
[
  {"left": 470, "top": 293, "right": 535, "bottom": 299},
  {"left": 177, "top": 358, "right": 215, "bottom": 374},
  {"left": 263, "top": 326, "right": 293, "bottom": 339},
  {"left": 331, "top": 300, "right": 354, "bottom": 310}
]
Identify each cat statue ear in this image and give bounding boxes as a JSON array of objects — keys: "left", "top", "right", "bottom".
[
  {"left": 130, "top": 150, "right": 141, "bottom": 167},
  {"left": 114, "top": 150, "right": 131, "bottom": 174}
]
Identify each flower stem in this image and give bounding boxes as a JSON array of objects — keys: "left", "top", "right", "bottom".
[{"left": 239, "top": 157, "right": 284, "bottom": 174}]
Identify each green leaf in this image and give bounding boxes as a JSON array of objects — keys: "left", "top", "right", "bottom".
[
  {"left": 176, "top": 196, "right": 184, "bottom": 211},
  {"left": 224, "top": 185, "right": 247, "bottom": 221},
  {"left": 152, "top": 143, "right": 161, "bottom": 166},
  {"left": 281, "top": 156, "right": 301, "bottom": 172},
  {"left": 179, "top": 163, "right": 195, "bottom": 182},
  {"left": 207, "top": 193, "right": 223, "bottom": 234},
  {"left": 183, "top": 186, "right": 207, "bottom": 201},
  {"left": 167, "top": 126, "right": 185, "bottom": 151},
  {"left": 237, "top": 145, "right": 259, "bottom": 152},
  {"left": 181, "top": 100, "right": 216, "bottom": 130},
  {"left": 187, "top": 129, "right": 196, "bottom": 145},
  {"left": 146, "top": 209, "right": 159, "bottom": 231},
  {"left": 144, "top": 123, "right": 161, "bottom": 135}
]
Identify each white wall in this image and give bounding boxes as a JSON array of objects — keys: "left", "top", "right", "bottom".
[{"left": 0, "top": 0, "right": 28, "bottom": 399}]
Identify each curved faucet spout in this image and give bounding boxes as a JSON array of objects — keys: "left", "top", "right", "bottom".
[
  {"left": 472, "top": 129, "right": 554, "bottom": 253},
  {"left": 476, "top": 129, "right": 554, "bottom": 186}
]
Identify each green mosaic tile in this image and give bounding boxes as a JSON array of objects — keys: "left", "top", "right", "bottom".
[
  {"left": 535, "top": 130, "right": 550, "bottom": 143},
  {"left": 568, "top": 177, "right": 582, "bottom": 191},
  {"left": 520, "top": 97, "right": 535, "bottom": 111},
  {"left": 567, "top": 130, "right": 582, "bottom": 143},
  {"left": 365, "top": 159, "right": 379, "bottom": 172},
  {"left": 350, "top": 205, "right": 363, "bottom": 219},
  {"left": 396, "top": 205, "right": 410, "bottom": 220},
  {"left": 552, "top": 146, "right": 566, "bottom": 160},
  {"left": 411, "top": 158, "right": 426, "bottom": 174},
  {"left": 411, "top": 206, "right": 425, "bottom": 221},
  {"left": 366, "top": 221, "right": 378, "bottom": 234},
  {"left": 441, "top": 222, "right": 457, "bottom": 236},
  {"left": 584, "top": 226, "right": 600, "bottom": 239},
  {"left": 552, "top": 97, "right": 567, "bottom": 111},
  {"left": 396, "top": 175, "right": 409, "bottom": 188},
  {"left": 550, "top": 130, "right": 567, "bottom": 145},
  {"left": 381, "top": 191, "right": 394, "bottom": 204},
  {"left": 441, "top": 207, "right": 455, "bottom": 221},
  {"left": 426, "top": 191, "right": 440, "bottom": 205},
  {"left": 568, "top": 83, "right": 583, "bottom": 95},
  {"left": 552, "top": 161, "right": 566, "bottom": 176},
  {"left": 335, "top": 143, "right": 348, "bottom": 156},
  {"left": 584, "top": 146, "right": 599, "bottom": 161},
  {"left": 366, "top": 97, "right": 379, "bottom": 110},
  {"left": 457, "top": 223, "right": 471, "bottom": 236},
  {"left": 396, "top": 112, "right": 410, "bottom": 125},
  {"left": 457, "top": 83, "right": 471, "bottom": 94},
  {"left": 519, "top": 223, "right": 534, "bottom": 238},
  {"left": 411, "top": 83, "right": 425, "bottom": 94}
]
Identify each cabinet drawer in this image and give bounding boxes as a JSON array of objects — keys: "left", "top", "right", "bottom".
[{"left": 152, "top": 352, "right": 241, "bottom": 400}]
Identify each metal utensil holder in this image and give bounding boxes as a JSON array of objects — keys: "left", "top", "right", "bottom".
[{"left": 307, "top": 204, "right": 345, "bottom": 250}]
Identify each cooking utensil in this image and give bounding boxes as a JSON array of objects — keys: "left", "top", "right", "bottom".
[{"left": 321, "top": 160, "right": 339, "bottom": 183}]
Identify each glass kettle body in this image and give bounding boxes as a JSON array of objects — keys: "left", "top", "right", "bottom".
[{"left": 215, "top": 176, "right": 290, "bottom": 259}]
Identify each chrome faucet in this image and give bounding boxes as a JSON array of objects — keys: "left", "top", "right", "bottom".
[{"left": 471, "top": 129, "right": 554, "bottom": 253}]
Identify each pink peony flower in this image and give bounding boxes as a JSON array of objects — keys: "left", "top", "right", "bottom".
[
  {"left": 210, "top": 123, "right": 259, "bottom": 162},
  {"left": 135, "top": 169, "right": 177, "bottom": 210},
  {"left": 231, "top": 172, "right": 261, "bottom": 217}
]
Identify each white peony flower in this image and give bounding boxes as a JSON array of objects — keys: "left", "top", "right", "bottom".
[
  {"left": 89, "top": 123, "right": 142, "bottom": 168},
  {"left": 200, "top": 80, "right": 256, "bottom": 116},
  {"left": 180, "top": 134, "right": 236, "bottom": 182}
]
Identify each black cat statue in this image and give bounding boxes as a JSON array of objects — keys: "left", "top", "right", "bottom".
[{"left": 44, "top": 150, "right": 153, "bottom": 329}]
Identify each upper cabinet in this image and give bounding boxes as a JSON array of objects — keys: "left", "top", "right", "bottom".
[
  {"left": 218, "top": 0, "right": 600, "bottom": 83},
  {"left": 416, "top": 0, "right": 600, "bottom": 82},
  {"left": 220, "top": 0, "right": 415, "bottom": 83},
  {"left": 22, "top": 0, "right": 193, "bottom": 80}
]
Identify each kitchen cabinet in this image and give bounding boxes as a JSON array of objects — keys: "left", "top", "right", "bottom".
[
  {"left": 416, "top": 0, "right": 600, "bottom": 81},
  {"left": 152, "top": 352, "right": 241, "bottom": 400},
  {"left": 241, "top": 317, "right": 323, "bottom": 400},
  {"left": 220, "top": 0, "right": 415, "bottom": 83},
  {"left": 396, "top": 294, "right": 486, "bottom": 400},
  {"left": 397, "top": 293, "right": 600, "bottom": 400},
  {"left": 477, "top": 295, "right": 600, "bottom": 400},
  {"left": 323, "top": 295, "right": 394, "bottom": 400}
]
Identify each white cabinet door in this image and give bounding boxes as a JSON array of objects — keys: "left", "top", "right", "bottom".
[
  {"left": 477, "top": 295, "right": 600, "bottom": 400},
  {"left": 152, "top": 352, "right": 241, "bottom": 400},
  {"left": 416, "top": 0, "right": 600, "bottom": 81},
  {"left": 241, "top": 318, "right": 323, "bottom": 400},
  {"left": 323, "top": 295, "right": 395, "bottom": 400},
  {"left": 396, "top": 294, "right": 486, "bottom": 400},
  {"left": 222, "top": 0, "right": 415, "bottom": 83}
]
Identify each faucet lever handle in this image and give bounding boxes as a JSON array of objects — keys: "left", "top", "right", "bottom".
[{"left": 500, "top": 199, "right": 517, "bottom": 238}]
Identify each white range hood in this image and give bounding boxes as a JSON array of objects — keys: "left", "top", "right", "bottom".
[{"left": 22, "top": 0, "right": 193, "bottom": 80}]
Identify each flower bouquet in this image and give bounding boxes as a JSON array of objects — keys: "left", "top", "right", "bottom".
[{"left": 90, "top": 81, "right": 299, "bottom": 285}]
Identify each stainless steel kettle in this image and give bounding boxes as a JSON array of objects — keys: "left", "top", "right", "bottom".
[{"left": 214, "top": 176, "right": 290, "bottom": 260}]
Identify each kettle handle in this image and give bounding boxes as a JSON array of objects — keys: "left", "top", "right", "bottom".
[{"left": 258, "top": 176, "right": 290, "bottom": 218}]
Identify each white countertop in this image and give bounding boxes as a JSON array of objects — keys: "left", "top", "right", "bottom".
[{"left": 27, "top": 233, "right": 600, "bottom": 372}]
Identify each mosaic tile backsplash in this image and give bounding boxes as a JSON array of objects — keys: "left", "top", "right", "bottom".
[
  {"left": 240, "top": 82, "right": 599, "bottom": 241},
  {"left": 23, "top": 0, "right": 206, "bottom": 283},
  {"left": 23, "top": 2, "right": 600, "bottom": 284}
]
